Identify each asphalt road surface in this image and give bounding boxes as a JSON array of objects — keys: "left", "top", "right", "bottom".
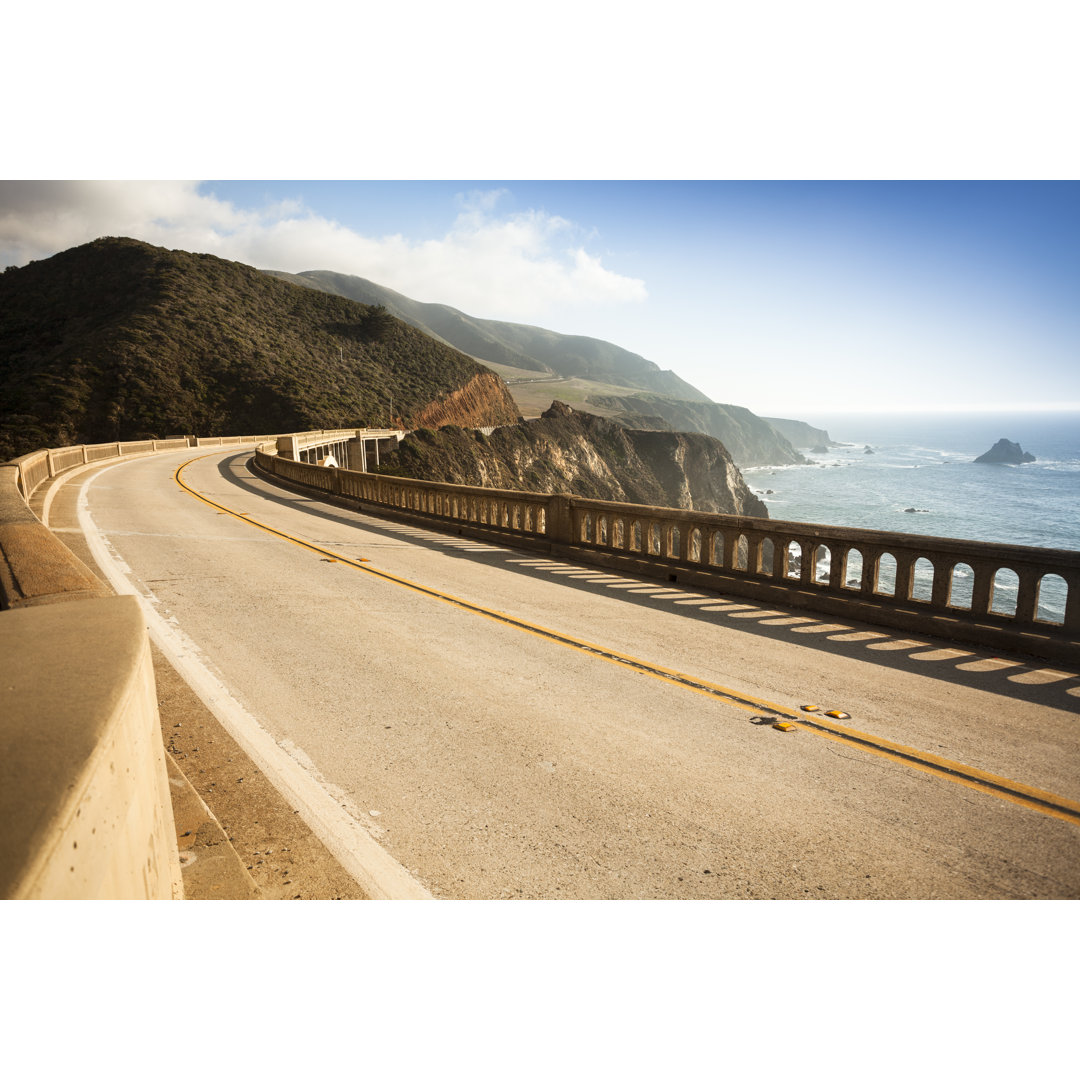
[{"left": 73, "top": 448, "right": 1080, "bottom": 899}]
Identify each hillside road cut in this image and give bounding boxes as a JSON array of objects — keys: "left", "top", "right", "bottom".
[{"left": 64, "top": 447, "right": 1080, "bottom": 899}]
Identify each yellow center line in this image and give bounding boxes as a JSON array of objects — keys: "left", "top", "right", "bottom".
[{"left": 175, "top": 454, "right": 1080, "bottom": 828}]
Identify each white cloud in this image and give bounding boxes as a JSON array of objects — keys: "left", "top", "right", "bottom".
[{"left": 0, "top": 181, "right": 646, "bottom": 321}]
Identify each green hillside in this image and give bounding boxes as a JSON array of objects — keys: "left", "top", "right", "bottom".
[
  {"left": 0, "top": 238, "right": 518, "bottom": 460},
  {"left": 264, "top": 269, "right": 712, "bottom": 402}
]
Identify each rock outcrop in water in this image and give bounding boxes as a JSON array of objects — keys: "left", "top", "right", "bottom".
[{"left": 974, "top": 439, "right": 1035, "bottom": 464}]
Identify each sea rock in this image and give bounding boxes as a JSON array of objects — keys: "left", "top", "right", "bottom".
[{"left": 974, "top": 439, "right": 1035, "bottom": 464}]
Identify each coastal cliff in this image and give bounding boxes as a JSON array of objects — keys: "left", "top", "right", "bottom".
[
  {"left": 410, "top": 371, "right": 520, "bottom": 429},
  {"left": 762, "top": 416, "right": 837, "bottom": 450},
  {"left": 587, "top": 394, "right": 805, "bottom": 467},
  {"left": 378, "top": 401, "right": 768, "bottom": 517}
]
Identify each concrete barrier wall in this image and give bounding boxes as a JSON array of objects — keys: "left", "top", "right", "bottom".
[
  {"left": 255, "top": 449, "right": 1080, "bottom": 666},
  {"left": 0, "top": 595, "right": 182, "bottom": 899}
]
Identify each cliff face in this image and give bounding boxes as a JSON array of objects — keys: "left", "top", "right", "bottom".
[
  {"left": 380, "top": 401, "right": 767, "bottom": 517},
  {"left": 410, "top": 371, "right": 519, "bottom": 430}
]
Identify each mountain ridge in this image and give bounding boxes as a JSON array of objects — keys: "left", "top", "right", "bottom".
[{"left": 263, "top": 268, "right": 712, "bottom": 402}]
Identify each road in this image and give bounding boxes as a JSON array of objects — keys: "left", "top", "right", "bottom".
[{"left": 71, "top": 447, "right": 1080, "bottom": 898}]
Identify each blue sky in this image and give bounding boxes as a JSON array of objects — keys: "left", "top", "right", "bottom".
[{"left": 3, "top": 179, "right": 1077, "bottom": 418}]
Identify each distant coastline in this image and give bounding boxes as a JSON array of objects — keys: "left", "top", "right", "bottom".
[{"left": 744, "top": 410, "right": 1080, "bottom": 553}]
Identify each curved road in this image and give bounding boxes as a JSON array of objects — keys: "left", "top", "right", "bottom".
[{"left": 71, "top": 447, "right": 1080, "bottom": 899}]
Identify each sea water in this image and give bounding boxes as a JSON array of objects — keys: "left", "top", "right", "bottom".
[{"left": 742, "top": 411, "right": 1080, "bottom": 621}]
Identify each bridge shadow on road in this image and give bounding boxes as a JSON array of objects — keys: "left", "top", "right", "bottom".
[{"left": 221, "top": 454, "right": 1080, "bottom": 713}]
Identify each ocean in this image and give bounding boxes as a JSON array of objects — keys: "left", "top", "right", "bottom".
[{"left": 742, "top": 411, "right": 1080, "bottom": 621}]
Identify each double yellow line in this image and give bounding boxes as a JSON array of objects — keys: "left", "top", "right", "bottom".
[{"left": 176, "top": 454, "right": 1080, "bottom": 828}]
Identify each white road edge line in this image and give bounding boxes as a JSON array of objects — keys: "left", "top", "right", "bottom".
[{"left": 75, "top": 457, "right": 433, "bottom": 900}]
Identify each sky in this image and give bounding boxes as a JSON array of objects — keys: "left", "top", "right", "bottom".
[{"left": 2, "top": 179, "right": 1078, "bottom": 418}]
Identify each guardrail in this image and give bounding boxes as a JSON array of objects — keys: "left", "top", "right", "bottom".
[{"left": 254, "top": 449, "right": 1080, "bottom": 666}]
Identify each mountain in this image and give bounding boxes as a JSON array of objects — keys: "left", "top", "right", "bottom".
[
  {"left": 0, "top": 238, "right": 519, "bottom": 460},
  {"left": 263, "top": 269, "right": 712, "bottom": 402},
  {"left": 378, "top": 401, "right": 768, "bottom": 517}
]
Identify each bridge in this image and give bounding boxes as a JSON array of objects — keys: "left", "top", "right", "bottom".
[{"left": 2, "top": 429, "right": 1078, "bottom": 898}]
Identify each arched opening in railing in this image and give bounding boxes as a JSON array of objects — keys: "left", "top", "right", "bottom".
[
  {"left": 598, "top": 514, "right": 609, "bottom": 546},
  {"left": 689, "top": 527, "right": 702, "bottom": 563},
  {"left": 813, "top": 544, "right": 831, "bottom": 584},
  {"left": 708, "top": 531, "right": 723, "bottom": 567},
  {"left": 630, "top": 521, "right": 642, "bottom": 553},
  {"left": 875, "top": 552, "right": 897, "bottom": 596},
  {"left": 911, "top": 557, "right": 935, "bottom": 603},
  {"left": 614, "top": 519, "right": 625, "bottom": 549},
  {"left": 670, "top": 526, "right": 681, "bottom": 560},
  {"left": 1036, "top": 573, "right": 1067, "bottom": 625},
  {"left": 949, "top": 563, "right": 974, "bottom": 610},
  {"left": 990, "top": 567, "right": 1019, "bottom": 616},
  {"left": 648, "top": 522, "right": 661, "bottom": 557},
  {"left": 758, "top": 537, "right": 774, "bottom": 575},
  {"left": 841, "top": 548, "right": 863, "bottom": 590},
  {"left": 536, "top": 506, "right": 546, "bottom": 535},
  {"left": 785, "top": 540, "right": 802, "bottom": 580},
  {"left": 734, "top": 534, "right": 748, "bottom": 572}
]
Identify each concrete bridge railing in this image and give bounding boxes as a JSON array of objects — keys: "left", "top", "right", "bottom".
[{"left": 255, "top": 449, "right": 1080, "bottom": 667}]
